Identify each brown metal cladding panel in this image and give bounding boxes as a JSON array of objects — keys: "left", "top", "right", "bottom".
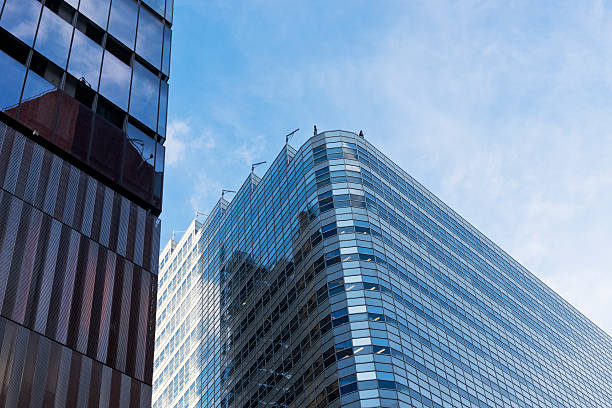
[
  {"left": 29, "top": 334, "right": 51, "bottom": 407},
  {"left": 143, "top": 277, "right": 157, "bottom": 385},
  {"left": 125, "top": 202, "right": 138, "bottom": 263},
  {"left": 134, "top": 207, "right": 146, "bottom": 267},
  {"left": 71, "top": 172, "right": 89, "bottom": 233},
  {"left": 15, "top": 326, "right": 39, "bottom": 408},
  {"left": 99, "top": 364, "right": 113, "bottom": 408},
  {"left": 0, "top": 126, "right": 15, "bottom": 187},
  {"left": 120, "top": 373, "right": 132, "bottom": 407},
  {"left": 87, "top": 245, "right": 108, "bottom": 357},
  {"left": 23, "top": 212, "right": 52, "bottom": 330},
  {"left": 0, "top": 197, "right": 23, "bottom": 310},
  {"left": 1, "top": 201, "right": 32, "bottom": 320},
  {"left": 42, "top": 155, "right": 62, "bottom": 215},
  {"left": 142, "top": 216, "right": 153, "bottom": 273},
  {"left": 52, "top": 161, "right": 71, "bottom": 221},
  {"left": 12, "top": 207, "right": 43, "bottom": 325},
  {"left": 2, "top": 127, "right": 25, "bottom": 194},
  {"left": 0, "top": 318, "right": 17, "bottom": 404},
  {"left": 55, "top": 229, "right": 80, "bottom": 344},
  {"left": 5, "top": 325, "right": 28, "bottom": 408},
  {"left": 109, "top": 368, "right": 122, "bottom": 407},
  {"left": 33, "top": 150, "right": 53, "bottom": 210},
  {"left": 62, "top": 166, "right": 80, "bottom": 226},
  {"left": 151, "top": 218, "right": 161, "bottom": 275},
  {"left": 125, "top": 265, "right": 142, "bottom": 378},
  {"left": 52, "top": 345, "right": 73, "bottom": 407},
  {"left": 140, "top": 383, "right": 152, "bottom": 408},
  {"left": 100, "top": 187, "right": 114, "bottom": 248},
  {"left": 76, "top": 355, "right": 92, "bottom": 408},
  {"left": 135, "top": 270, "right": 150, "bottom": 382},
  {"left": 96, "top": 251, "right": 116, "bottom": 363},
  {"left": 88, "top": 359, "right": 103, "bottom": 407},
  {"left": 130, "top": 378, "right": 141, "bottom": 408},
  {"left": 80, "top": 177, "right": 97, "bottom": 238},
  {"left": 42, "top": 341, "right": 63, "bottom": 408},
  {"left": 76, "top": 240, "right": 99, "bottom": 354},
  {"left": 65, "top": 235, "right": 90, "bottom": 350},
  {"left": 64, "top": 348, "right": 81, "bottom": 408},
  {"left": 14, "top": 134, "right": 33, "bottom": 199},
  {"left": 117, "top": 197, "right": 130, "bottom": 258},
  {"left": 90, "top": 183, "right": 106, "bottom": 242},
  {"left": 23, "top": 143, "right": 44, "bottom": 205},
  {"left": 106, "top": 256, "right": 125, "bottom": 369},
  {"left": 0, "top": 122, "right": 6, "bottom": 155},
  {"left": 116, "top": 262, "right": 133, "bottom": 373},
  {"left": 35, "top": 219, "right": 62, "bottom": 335},
  {"left": 108, "top": 194, "right": 122, "bottom": 252}
]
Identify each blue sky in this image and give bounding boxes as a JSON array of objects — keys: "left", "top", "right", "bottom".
[{"left": 162, "top": 1, "right": 612, "bottom": 334}]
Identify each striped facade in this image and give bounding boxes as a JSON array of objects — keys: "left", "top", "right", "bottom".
[{"left": 0, "top": 120, "right": 159, "bottom": 406}]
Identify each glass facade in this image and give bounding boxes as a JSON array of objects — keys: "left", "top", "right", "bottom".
[
  {"left": 0, "top": 0, "right": 172, "bottom": 405},
  {"left": 0, "top": 0, "right": 172, "bottom": 212},
  {"left": 155, "top": 131, "right": 612, "bottom": 408}
]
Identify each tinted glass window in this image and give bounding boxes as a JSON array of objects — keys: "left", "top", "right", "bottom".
[
  {"left": 0, "top": 0, "right": 41, "bottom": 46},
  {"left": 108, "top": 0, "right": 138, "bottom": 49},
  {"left": 136, "top": 7, "right": 163, "bottom": 68},
  {"left": 162, "top": 25, "right": 171, "bottom": 75},
  {"left": 130, "top": 62, "right": 159, "bottom": 130},
  {"left": 68, "top": 29, "right": 103, "bottom": 89},
  {"left": 35, "top": 8, "right": 73, "bottom": 68},
  {"left": 0, "top": 50, "right": 26, "bottom": 114},
  {"left": 78, "top": 0, "right": 110, "bottom": 29},
  {"left": 158, "top": 80, "right": 168, "bottom": 137},
  {"left": 143, "top": 0, "right": 165, "bottom": 17},
  {"left": 64, "top": 0, "right": 79, "bottom": 8},
  {"left": 99, "top": 50, "right": 131, "bottom": 110},
  {"left": 18, "top": 70, "right": 59, "bottom": 140}
]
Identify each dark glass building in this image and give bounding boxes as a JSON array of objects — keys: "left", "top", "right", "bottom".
[
  {"left": 0, "top": 0, "right": 171, "bottom": 405},
  {"left": 154, "top": 130, "right": 612, "bottom": 408}
]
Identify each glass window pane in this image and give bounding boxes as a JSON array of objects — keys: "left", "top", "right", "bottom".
[
  {"left": 35, "top": 8, "right": 73, "bottom": 68},
  {"left": 130, "top": 62, "right": 159, "bottom": 130},
  {"left": 99, "top": 51, "right": 131, "bottom": 110},
  {"left": 0, "top": 50, "right": 26, "bottom": 116},
  {"left": 108, "top": 0, "right": 138, "bottom": 49},
  {"left": 166, "top": 0, "right": 174, "bottom": 23},
  {"left": 78, "top": 0, "right": 110, "bottom": 29},
  {"left": 55, "top": 93, "right": 92, "bottom": 161},
  {"left": 162, "top": 25, "right": 171, "bottom": 75},
  {"left": 123, "top": 123, "right": 155, "bottom": 201},
  {"left": 143, "top": 0, "right": 165, "bottom": 17},
  {"left": 136, "top": 7, "right": 163, "bottom": 68},
  {"left": 0, "top": 0, "right": 41, "bottom": 46},
  {"left": 153, "top": 142, "right": 164, "bottom": 208},
  {"left": 17, "top": 70, "right": 60, "bottom": 141},
  {"left": 157, "top": 80, "right": 168, "bottom": 137},
  {"left": 90, "top": 115, "right": 123, "bottom": 182},
  {"left": 64, "top": 0, "right": 78, "bottom": 8},
  {"left": 68, "top": 29, "right": 103, "bottom": 89}
]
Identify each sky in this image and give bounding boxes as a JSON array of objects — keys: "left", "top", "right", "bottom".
[{"left": 162, "top": 0, "right": 612, "bottom": 335}]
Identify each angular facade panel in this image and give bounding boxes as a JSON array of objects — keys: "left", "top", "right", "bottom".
[
  {"left": 0, "top": 0, "right": 171, "bottom": 405},
  {"left": 155, "top": 131, "right": 612, "bottom": 408}
]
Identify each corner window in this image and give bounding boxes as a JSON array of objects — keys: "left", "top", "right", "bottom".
[{"left": 136, "top": 7, "right": 163, "bottom": 68}]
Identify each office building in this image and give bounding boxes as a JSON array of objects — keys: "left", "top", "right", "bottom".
[
  {"left": 0, "top": 0, "right": 172, "bottom": 405},
  {"left": 154, "top": 130, "right": 612, "bottom": 408}
]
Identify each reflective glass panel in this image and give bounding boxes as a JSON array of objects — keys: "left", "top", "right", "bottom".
[
  {"left": 108, "top": 0, "right": 138, "bottom": 49},
  {"left": 130, "top": 62, "right": 159, "bottom": 130},
  {"left": 124, "top": 122, "right": 155, "bottom": 200},
  {"left": 35, "top": 8, "right": 73, "bottom": 68},
  {"left": 78, "top": 0, "right": 110, "bottom": 29},
  {"left": 64, "top": 0, "right": 79, "bottom": 8},
  {"left": 166, "top": 0, "right": 174, "bottom": 23},
  {"left": 68, "top": 29, "right": 103, "bottom": 89},
  {"left": 162, "top": 25, "right": 171, "bottom": 75},
  {"left": 157, "top": 80, "right": 168, "bottom": 137},
  {"left": 143, "top": 0, "right": 165, "bottom": 17},
  {"left": 18, "top": 70, "right": 59, "bottom": 140},
  {"left": 99, "top": 50, "right": 131, "bottom": 110},
  {"left": 136, "top": 7, "right": 163, "bottom": 68},
  {"left": 0, "top": 50, "right": 26, "bottom": 115},
  {"left": 0, "top": 0, "right": 41, "bottom": 46}
]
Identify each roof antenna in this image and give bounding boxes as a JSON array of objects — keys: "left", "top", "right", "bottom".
[
  {"left": 313, "top": 125, "right": 318, "bottom": 136},
  {"left": 285, "top": 128, "right": 299, "bottom": 144},
  {"left": 251, "top": 161, "right": 266, "bottom": 173},
  {"left": 359, "top": 130, "right": 364, "bottom": 138},
  {"left": 221, "top": 189, "right": 236, "bottom": 200}
]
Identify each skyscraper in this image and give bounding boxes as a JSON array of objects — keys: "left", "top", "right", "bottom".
[
  {"left": 154, "top": 130, "right": 612, "bottom": 408},
  {"left": 0, "top": 0, "right": 171, "bottom": 405}
]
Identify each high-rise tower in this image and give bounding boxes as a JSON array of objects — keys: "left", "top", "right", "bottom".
[
  {"left": 154, "top": 131, "right": 612, "bottom": 408},
  {"left": 0, "top": 0, "right": 172, "bottom": 405}
]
